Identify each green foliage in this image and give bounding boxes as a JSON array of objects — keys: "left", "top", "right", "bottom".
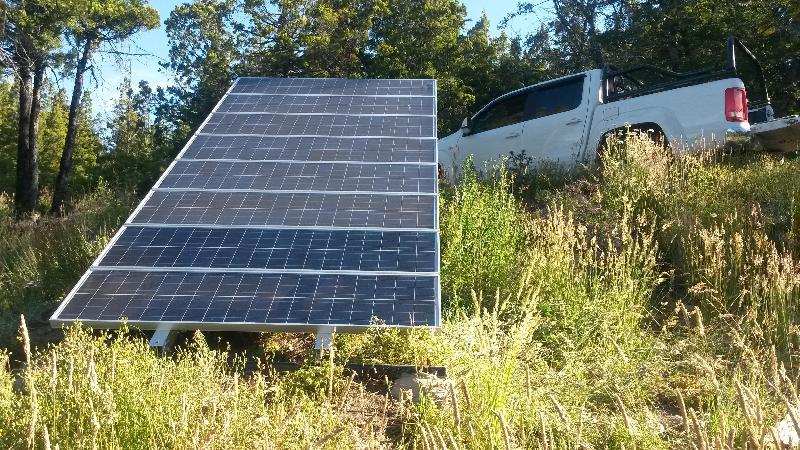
[
  {"left": 161, "top": 0, "right": 237, "bottom": 152},
  {"left": 337, "top": 325, "right": 443, "bottom": 366},
  {"left": 302, "top": 0, "right": 381, "bottom": 77},
  {"left": 596, "top": 131, "right": 675, "bottom": 221},
  {"left": 1, "top": 0, "right": 75, "bottom": 60},
  {"left": 365, "top": 0, "right": 464, "bottom": 78},
  {"left": 0, "top": 80, "right": 101, "bottom": 200},
  {"left": 439, "top": 157, "right": 530, "bottom": 313},
  {"left": 37, "top": 88, "right": 102, "bottom": 194},
  {"left": 68, "top": 0, "right": 159, "bottom": 42},
  {"left": 0, "top": 183, "right": 132, "bottom": 348},
  {"left": 0, "top": 82, "right": 18, "bottom": 194},
  {"left": 95, "top": 78, "right": 163, "bottom": 194},
  {"left": 677, "top": 154, "right": 800, "bottom": 240},
  {"left": 590, "top": 133, "right": 800, "bottom": 361},
  {"left": 507, "top": 149, "right": 585, "bottom": 204},
  {"left": 240, "top": 0, "right": 309, "bottom": 77}
]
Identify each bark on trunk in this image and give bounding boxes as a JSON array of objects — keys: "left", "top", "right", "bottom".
[
  {"left": 587, "top": 20, "right": 603, "bottom": 68},
  {"left": 29, "top": 60, "right": 44, "bottom": 184},
  {"left": 585, "top": 1, "right": 603, "bottom": 68},
  {"left": 51, "top": 37, "right": 94, "bottom": 215},
  {"left": 14, "top": 63, "right": 37, "bottom": 217}
]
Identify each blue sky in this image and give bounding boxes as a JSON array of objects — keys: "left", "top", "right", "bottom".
[{"left": 85, "top": 0, "right": 546, "bottom": 117}]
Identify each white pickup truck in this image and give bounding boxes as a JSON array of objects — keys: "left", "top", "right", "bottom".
[{"left": 438, "top": 37, "right": 799, "bottom": 177}]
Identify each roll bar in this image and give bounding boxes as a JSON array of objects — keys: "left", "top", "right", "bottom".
[{"left": 727, "top": 36, "right": 770, "bottom": 106}]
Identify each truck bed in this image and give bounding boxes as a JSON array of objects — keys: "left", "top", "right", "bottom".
[{"left": 603, "top": 65, "right": 735, "bottom": 103}]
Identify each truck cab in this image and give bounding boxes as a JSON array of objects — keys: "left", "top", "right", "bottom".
[{"left": 438, "top": 71, "right": 597, "bottom": 175}]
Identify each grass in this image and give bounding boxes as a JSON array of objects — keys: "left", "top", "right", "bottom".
[
  {"left": 0, "top": 136, "right": 799, "bottom": 448},
  {"left": 0, "top": 182, "right": 133, "bottom": 350},
  {"left": 1, "top": 323, "right": 375, "bottom": 449}
]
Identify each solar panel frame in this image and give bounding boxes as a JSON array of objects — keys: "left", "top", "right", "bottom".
[{"left": 51, "top": 77, "right": 441, "bottom": 333}]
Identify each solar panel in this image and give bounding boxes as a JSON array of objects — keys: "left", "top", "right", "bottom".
[
  {"left": 201, "top": 113, "right": 435, "bottom": 137},
  {"left": 101, "top": 227, "right": 437, "bottom": 272},
  {"left": 231, "top": 78, "right": 434, "bottom": 96},
  {"left": 219, "top": 94, "right": 435, "bottom": 115},
  {"left": 182, "top": 135, "right": 436, "bottom": 162},
  {"left": 51, "top": 77, "right": 439, "bottom": 334},
  {"left": 132, "top": 191, "right": 436, "bottom": 228},
  {"left": 58, "top": 271, "right": 436, "bottom": 326},
  {"left": 161, "top": 161, "right": 436, "bottom": 193}
]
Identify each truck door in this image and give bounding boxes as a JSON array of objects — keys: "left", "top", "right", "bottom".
[
  {"left": 520, "top": 75, "right": 590, "bottom": 164},
  {"left": 458, "top": 91, "right": 527, "bottom": 172}
]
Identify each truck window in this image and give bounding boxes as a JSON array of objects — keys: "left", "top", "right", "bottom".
[
  {"left": 527, "top": 77, "right": 584, "bottom": 119},
  {"left": 470, "top": 93, "right": 528, "bottom": 134}
]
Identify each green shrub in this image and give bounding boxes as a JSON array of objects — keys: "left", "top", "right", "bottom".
[
  {"left": 507, "top": 149, "right": 585, "bottom": 205},
  {"left": 439, "top": 157, "right": 530, "bottom": 314},
  {"left": 596, "top": 131, "right": 675, "bottom": 222}
]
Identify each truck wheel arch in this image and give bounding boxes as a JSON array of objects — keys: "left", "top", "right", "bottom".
[{"left": 595, "top": 122, "right": 669, "bottom": 160}]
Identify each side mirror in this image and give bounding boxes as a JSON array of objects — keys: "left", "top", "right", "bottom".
[{"left": 461, "top": 117, "right": 471, "bottom": 136}]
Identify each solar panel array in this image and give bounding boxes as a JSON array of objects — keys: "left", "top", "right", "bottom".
[{"left": 51, "top": 77, "right": 439, "bottom": 332}]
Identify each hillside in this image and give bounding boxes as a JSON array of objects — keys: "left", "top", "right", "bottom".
[{"left": 1, "top": 135, "right": 798, "bottom": 448}]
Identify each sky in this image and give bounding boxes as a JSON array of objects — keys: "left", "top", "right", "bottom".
[{"left": 84, "top": 0, "right": 545, "bottom": 118}]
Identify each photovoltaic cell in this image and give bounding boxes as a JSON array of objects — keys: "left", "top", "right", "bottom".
[
  {"left": 100, "top": 227, "right": 437, "bottom": 273},
  {"left": 231, "top": 78, "right": 434, "bottom": 96},
  {"left": 58, "top": 271, "right": 436, "bottom": 326},
  {"left": 218, "top": 94, "right": 435, "bottom": 115},
  {"left": 182, "top": 135, "right": 436, "bottom": 163},
  {"left": 161, "top": 161, "right": 436, "bottom": 193},
  {"left": 51, "top": 77, "right": 439, "bottom": 332},
  {"left": 132, "top": 191, "right": 436, "bottom": 229},
  {"left": 201, "top": 114, "right": 435, "bottom": 138}
]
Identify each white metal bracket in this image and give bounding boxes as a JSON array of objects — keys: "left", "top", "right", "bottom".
[
  {"left": 150, "top": 325, "right": 175, "bottom": 349},
  {"left": 314, "top": 326, "right": 336, "bottom": 350}
]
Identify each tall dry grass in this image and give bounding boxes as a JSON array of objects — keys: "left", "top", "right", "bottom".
[{"left": 1, "top": 324, "right": 386, "bottom": 449}]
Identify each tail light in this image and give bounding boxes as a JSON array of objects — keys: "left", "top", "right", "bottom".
[{"left": 725, "top": 87, "right": 748, "bottom": 122}]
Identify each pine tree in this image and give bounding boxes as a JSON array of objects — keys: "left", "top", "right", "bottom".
[
  {"left": 97, "top": 79, "right": 160, "bottom": 194},
  {"left": 51, "top": 0, "right": 159, "bottom": 214}
]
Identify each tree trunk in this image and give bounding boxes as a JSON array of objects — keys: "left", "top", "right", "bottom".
[
  {"left": 51, "top": 37, "right": 94, "bottom": 215},
  {"left": 14, "top": 62, "right": 37, "bottom": 217},
  {"left": 585, "top": 1, "right": 604, "bottom": 68},
  {"left": 29, "top": 60, "right": 44, "bottom": 184}
]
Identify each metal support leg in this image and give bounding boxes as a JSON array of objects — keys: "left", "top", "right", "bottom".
[
  {"left": 314, "top": 326, "right": 335, "bottom": 350},
  {"left": 150, "top": 325, "right": 175, "bottom": 350}
]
